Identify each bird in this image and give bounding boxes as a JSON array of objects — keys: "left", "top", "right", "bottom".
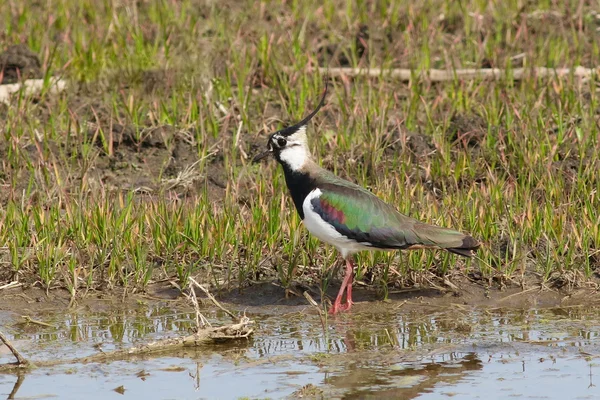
[{"left": 253, "top": 82, "right": 480, "bottom": 315}]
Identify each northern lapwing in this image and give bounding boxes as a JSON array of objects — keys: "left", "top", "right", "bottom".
[{"left": 253, "top": 83, "right": 480, "bottom": 314}]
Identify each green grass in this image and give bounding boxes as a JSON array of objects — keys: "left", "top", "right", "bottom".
[{"left": 0, "top": 0, "right": 599, "bottom": 297}]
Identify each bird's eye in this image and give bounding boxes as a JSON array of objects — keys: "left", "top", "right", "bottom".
[{"left": 277, "top": 138, "right": 287, "bottom": 147}]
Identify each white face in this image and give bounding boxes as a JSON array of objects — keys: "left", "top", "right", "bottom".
[{"left": 270, "top": 126, "right": 310, "bottom": 171}]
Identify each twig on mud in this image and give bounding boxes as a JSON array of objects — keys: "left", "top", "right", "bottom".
[
  {"left": 498, "top": 287, "right": 539, "bottom": 303},
  {"left": 0, "top": 291, "right": 254, "bottom": 373},
  {"left": 387, "top": 287, "right": 429, "bottom": 294},
  {"left": 294, "top": 66, "right": 599, "bottom": 81},
  {"left": 0, "top": 282, "right": 22, "bottom": 290},
  {"left": 184, "top": 282, "right": 211, "bottom": 329},
  {"left": 162, "top": 159, "right": 202, "bottom": 191},
  {"left": 423, "top": 276, "right": 456, "bottom": 294},
  {"left": 0, "top": 324, "right": 255, "bottom": 372},
  {"left": 188, "top": 277, "right": 237, "bottom": 321},
  {"left": 394, "top": 300, "right": 408, "bottom": 311},
  {"left": 443, "top": 278, "right": 459, "bottom": 291},
  {"left": 0, "top": 330, "right": 30, "bottom": 367},
  {"left": 0, "top": 317, "right": 254, "bottom": 372},
  {"left": 73, "top": 317, "right": 253, "bottom": 364},
  {"left": 0, "top": 77, "right": 67, "bottom": 104},
  {"left": 303, "top": 291, "right": 320, "bottom": 309},
  {"left": 20, "top": 316, "right": 56, "bottom": 329},
  {"left": 161, "top": 154, "right": 218, "bottom": 191}
]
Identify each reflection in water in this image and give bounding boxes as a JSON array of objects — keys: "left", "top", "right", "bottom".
[
  {"left": 1, "top": 305, "right": 600, "bottom": 399},
  {"left": 326, "top": 353, "right": 484, "bottom": 400},
  {"left": 6, "top": 372, "right": 25, "bottom": 400},
  {"left": 11, "top": 306, "right": 199, "bottom": 347}
]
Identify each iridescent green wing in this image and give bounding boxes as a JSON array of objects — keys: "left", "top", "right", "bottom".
[
  {"left": 311, "top": 173, "right": 470, "bottom": 250},
  {"left": 311, "top": 181, "right": 421, "bottom": 248}
]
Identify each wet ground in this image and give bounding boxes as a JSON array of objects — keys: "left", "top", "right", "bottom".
[{"left": 1, "top": 297, "right": 600, "bottom": 400}]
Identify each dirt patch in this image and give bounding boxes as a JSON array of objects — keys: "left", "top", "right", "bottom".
[
  {"left": 83, "top": 123, "right": 200, "bottom": 195},
  {"left": 136, "top": 69, "right": 178, "bottom": 94},
  {"left": 446, "top": 112, "right": 488, "bottom": 147},
  {"left": 382, "top": 121, "right": 435, "bottom": 160},
  {"left": 0, "top": 45, "right": 42, "bottom": 84},
  {"left": 61, "top": 82, "right": 265, "bottom": 201},
  {"left": 0, "top": 90, "right": 242, "bottom": 205},
  {"left": 318, "top": 23, "right": 373, "bottom": 67}
]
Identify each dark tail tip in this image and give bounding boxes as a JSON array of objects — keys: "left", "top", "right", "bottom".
[{"left": 447, "top": 235, "right": 480, "bottom": 258}]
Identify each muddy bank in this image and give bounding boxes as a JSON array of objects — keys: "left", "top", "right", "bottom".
[{"left": 1, "top": 275, "right": 600, "bottom": 317}]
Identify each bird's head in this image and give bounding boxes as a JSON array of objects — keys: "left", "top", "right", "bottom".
[{"left": 253, "top": 82, "right": 328, "bottom": 171}]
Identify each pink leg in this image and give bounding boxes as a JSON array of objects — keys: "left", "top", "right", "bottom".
[
  {"left": 329, "top": 258, "right": 355, "bottom": 315},
  {"left": 340, "top": 259, "right": 355, "bottom": 311},
  {"left": 343, "top": 267, "right": 354, "bottom": 310}
]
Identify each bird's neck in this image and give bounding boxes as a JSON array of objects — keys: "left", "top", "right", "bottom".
[{"left": 280, "top": 159, "right": 319, "bottom": 220}]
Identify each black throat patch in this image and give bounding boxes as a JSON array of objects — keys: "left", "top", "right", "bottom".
[{"left": 281, "top": 166, "right": 317, "bottom": 220}]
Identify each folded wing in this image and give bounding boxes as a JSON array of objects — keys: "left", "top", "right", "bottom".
[{"left": 310, "top": 180, "right": 478, "bottom": 256}]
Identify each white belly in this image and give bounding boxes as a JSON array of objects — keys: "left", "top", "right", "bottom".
[{"left": 302, "top": 188, "right": 372, "bottom": 258}]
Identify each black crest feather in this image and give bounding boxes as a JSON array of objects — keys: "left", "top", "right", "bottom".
[{"left": 278, "top": 80, "right": 328, "bottom": 137}]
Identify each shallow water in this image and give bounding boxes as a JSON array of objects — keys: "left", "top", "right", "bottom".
[{"left": 1, "top": 302, "right": 599, "bottom": 399}]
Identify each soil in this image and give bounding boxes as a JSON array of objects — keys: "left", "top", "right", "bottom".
[
  {"left": 0, "top": 45, "right": 42, "bottom": 84},
  {"left": 1, "top": 273, "right": 600, "bottom": 318},
  {"left": 446, "top": 112, "right": 488, "bottom": 147},
  {"left": 67, "top": 91, "right": 261, "bottom": 202}
]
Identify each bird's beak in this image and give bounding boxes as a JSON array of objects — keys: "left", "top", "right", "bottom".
[{"left": 252, "top": 149, "right": 272, "bottom": 163}]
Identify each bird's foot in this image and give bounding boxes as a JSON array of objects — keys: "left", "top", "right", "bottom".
[
  {"left": 338, "top": 300, "right": 354, "bottom": 312},
  {"left": 328, "top": 299, "right": 353, "bottom": 315},
  {"left": 329, "top": 301, "right": 342, "bottom": 315}
]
